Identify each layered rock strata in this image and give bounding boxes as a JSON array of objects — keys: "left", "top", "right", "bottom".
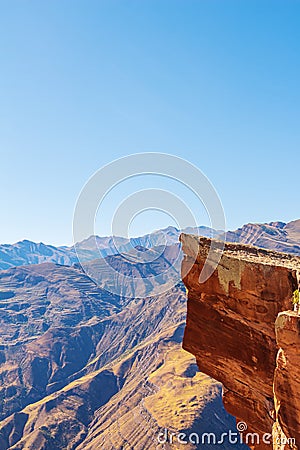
[
  {"left": 180, "top": 234, "right": 300, "bottom": 449},
  {"left": 274, "top": 311, "right": 300, "bottom": 447}
]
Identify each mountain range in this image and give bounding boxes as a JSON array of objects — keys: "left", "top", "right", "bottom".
[
  {"left": 1, "top": 220, "right": 299, "bottom": 271},
  {"left": 0, "top": 219, "right": 299, "bottom": 449}
]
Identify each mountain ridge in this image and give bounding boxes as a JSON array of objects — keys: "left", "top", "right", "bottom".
[
  {"left": 0, "top": 226, "right": 215, "bottom": 271},
  {"left": 1, "top": 220, "right": 299, "bottom": 271}
]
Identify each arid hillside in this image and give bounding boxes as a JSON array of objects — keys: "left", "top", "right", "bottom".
[
  {"left": 1, "top": 220, "right": 299, "bottom": 449},
  {"left": 0, "top": 254, "right": 243, "bottom": 449}
]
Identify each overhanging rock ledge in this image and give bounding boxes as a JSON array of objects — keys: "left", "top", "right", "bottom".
[{"left": 180, "top": 234, "right": 300, "bottom": 449}]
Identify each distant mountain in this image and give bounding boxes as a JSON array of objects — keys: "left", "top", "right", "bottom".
[
  {"left": 80, "top": 243, "right": 182, "bottom": 298},
  {"left": 0, "top": 226, "right": 216, "bottom": 271},
  {"left": 0, "top": 240, "right": 76, "bottom": 270},
  {"left": 223, "top": 219, "right": 300, "bottom": 255},
  {"left": 1, "top": 221, "right": 299, "bottom": 272}
]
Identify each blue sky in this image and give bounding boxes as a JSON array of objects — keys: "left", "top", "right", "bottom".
[{"left": 1, "top": 0, "right": 299, "bottom": 245}]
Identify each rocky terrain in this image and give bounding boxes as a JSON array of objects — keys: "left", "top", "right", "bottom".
[
  {"left": 180, "top": 233, "right": 300, "bottom": 449},
  {"left": 0, "top": 251, "right": 244, "bottom": 449},
  {"left": 274, "top": 311, "right": 300, "bottom": 447},
  {"left": 80, "top": 243, "right": 182, "bottom": 298},
  {"left": 223, "top": 219, "right": 300, "bottom": 255},
  {"left": 0, "top": 219, "right": 299, "bottom": 449}
]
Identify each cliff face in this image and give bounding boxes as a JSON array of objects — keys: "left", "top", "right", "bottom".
[
  {"left": 180, "top": 234, "right": 299, "bottom": 448},
  {"left": 274, "top": 312, "right": 300, "bottom": 446}
]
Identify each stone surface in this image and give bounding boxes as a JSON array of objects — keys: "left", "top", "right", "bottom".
[
  {"left": 274, "top": 311, "right": 300, "bottom": 448},
  {"left": 180, "top": 234, "right": 299, "bottom": 449}
]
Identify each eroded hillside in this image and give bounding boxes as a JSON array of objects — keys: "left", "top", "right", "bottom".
[{"left": 0, "top": 254, "right": 243, "bottom": 449}]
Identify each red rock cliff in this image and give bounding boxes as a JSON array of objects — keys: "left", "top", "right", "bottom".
[
  {"left": 274, "top": 311, "right": 300, "bottom": 447},
  {"left": 180, "top": 234, "right": 300, "bottom": 449}
]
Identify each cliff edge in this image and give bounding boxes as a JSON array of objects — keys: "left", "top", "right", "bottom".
[{"left": 180, "top": 234, "right": 300, "bottom": 449}]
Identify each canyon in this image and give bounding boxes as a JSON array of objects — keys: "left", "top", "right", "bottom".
[{"left": 180, "top": 233, "right": 300, "bottom": 449}]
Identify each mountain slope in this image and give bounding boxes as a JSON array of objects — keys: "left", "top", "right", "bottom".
[
  {"left": 223, "top": 219, "right": 300, "bottom": 254},
  {"left": 0, "top": 226, "right": 215, "bottom": 271},
  {"left": 0, "top": 258, "right": 245, "bottom": 449},
  {"left": 0, "top": 219, "right": 299, "bottom": 449}
]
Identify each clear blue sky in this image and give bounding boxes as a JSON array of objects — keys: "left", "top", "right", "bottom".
[{"left": 1, "top": 0, "right": 299, "bottom": 245}]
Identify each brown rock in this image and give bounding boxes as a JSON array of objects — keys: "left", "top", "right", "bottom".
[
  {"left": 180, "top": 234, "right": 299, "bottom": 449},
  {"left": 274, "top": 311, "right": 300, "bottom": 448}
]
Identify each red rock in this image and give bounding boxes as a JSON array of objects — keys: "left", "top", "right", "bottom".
[
  {"left": 180, "top": 234, "right": 299, "bottom": 449},
  {"left": 274, "top": 311, "right": 300, "bottom": 448}
]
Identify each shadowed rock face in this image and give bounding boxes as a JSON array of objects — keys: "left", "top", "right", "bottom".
[
  {"left": 180, "top": 234, "right": 299, "bottom": 449},
  {"left": 275, "top": 312, "right": 300, "bottom": 447}
]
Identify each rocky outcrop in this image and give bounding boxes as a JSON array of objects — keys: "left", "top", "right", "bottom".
[
  {"left": 274, "top": 311, "right": 300, "bottom": 447},
  {"left": 180, "top": 234, "right": 300, "bottom": 449}
]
